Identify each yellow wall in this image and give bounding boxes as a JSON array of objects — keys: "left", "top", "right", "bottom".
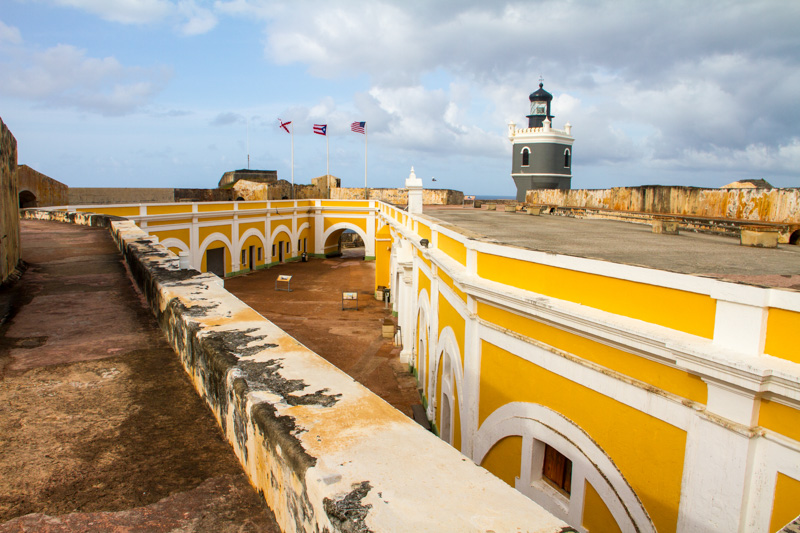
[
  {"left": 271, "top": 231, "right": 291, "bottom": 262},
  {"left": 759, "top": 400, "right": 800, "bottom": 443},
  {"left": 438, "top": 233, "right": 466, "bottom": 266},
  {"left": 77, "top": 206, "right": 139, "bottom": 217},
  {"left": 199, "top": 224, "right": 232, "bottom": 243},
  {"left": 438, "top": 267, "right": 466, "bottom": 303},
  {"left": 479, "top": 341, "right": 686, "bottom": 533},
  {"left": 241, "top": 234, "right": 265, "bottom": 268},
  {"left": 477, "top": 252, "right": 716, "bottom": 339},
  {"left": 239, "top": 221, "right": 265, "bottom": 236},
  {"left": 478, "top": 302, "right": 708, "bottom": 405},
  {"left": 770, "top": 472, "right": 800, "bottom": 532},
  {"left": 239, "top": 202, "right": 267, "bottom": 210},
  {"left": 765, "top": 308, "right": 800, "bottom": 364},
  {"left": 438, "top": 292, "right": 465, "bottom": 366},
  {"left": 480, "top": 435, "right": 523, "bottom": 487},
  {"left": 582, "top": 481, "right": 623, "bottom": 533},
  {"left": 145, "top": 218, "right": 192, "bottom": 227},
  {"left": 146, "top": 204, "right": 192, "bottom": 215},
  {"left": 418, "top": 222, "right": 431, "bottom": 242},
  {"left": 150, "top": 228, "right": 190, "bottom": 247},
  {"left": 198, "top": 202, "right": 232, "bottom": 212},
  {"left": 375, "top": 226, "right": 392, "bottom": 290}
]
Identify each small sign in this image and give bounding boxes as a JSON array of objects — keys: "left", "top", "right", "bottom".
[
  {"left": 465, "top": 195, "right": 476, "bottom": 200},
  {"left": 275, "top": 274, "right": 293, "bottom": 292},
  {"left": 342, "top": 291, "right": 359, "bottom": 310}
]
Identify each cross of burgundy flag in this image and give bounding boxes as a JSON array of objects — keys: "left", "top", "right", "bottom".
[{"left": 279, "top": 119, "right": 291, "bottom": 133}]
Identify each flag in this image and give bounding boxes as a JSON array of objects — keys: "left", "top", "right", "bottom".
[
  {"left": 351, "top": 121, "right": 365, "bottom": 134},
  {"left": 279, "top": 119, "right": 291, "bottom": 133},
  {"left": 313, "top": 124, "right": 327, "bottom": 135}
]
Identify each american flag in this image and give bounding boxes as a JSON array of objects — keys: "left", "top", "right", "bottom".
[
  {"left": 351, "top": 121, "right": 366, "bottom": 134},
  {"left": 313, "top": 124, "right": 327, "bottom": 135}
]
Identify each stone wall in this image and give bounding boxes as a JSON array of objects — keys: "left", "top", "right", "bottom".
[
  {"left": 0, "top": 117, "right": 20, "bottom": 285},
  {"left": 332, "top": 187, "right": 464, "bottom": 205},
  {"left": 21, "top": 208, "right": 570, "bottom": 533},
  {"left": 70, "top": 188, "right": 176, "bottom": 205},
  {"left": 526, "top": 185, "right": 800, "bottom": 223},
  {"left": 17, "top": 165, "right": 69, "bottom": 207}
]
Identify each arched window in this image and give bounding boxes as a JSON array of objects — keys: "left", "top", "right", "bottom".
[
  {"left": 564, "top": 148, "right": 571, "bottom": 168},
  {"left": 521, "top": 147, "right": 530, "bottom": 167}
]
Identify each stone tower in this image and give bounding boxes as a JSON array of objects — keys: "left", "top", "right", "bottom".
[{"left": 508, "top": 82, "right": 574, "bottom": 201}]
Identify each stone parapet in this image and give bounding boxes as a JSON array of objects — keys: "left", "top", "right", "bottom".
[
  {"left": 1, "top": 117, "right": 20, "bottom": 285},
  {"left": 20, "top": 208, "right": 570, "bottom": 533}
]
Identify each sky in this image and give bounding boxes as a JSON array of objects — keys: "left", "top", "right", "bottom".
[{"left": 1, "top": 0, "right": 799, "bottom": 196}]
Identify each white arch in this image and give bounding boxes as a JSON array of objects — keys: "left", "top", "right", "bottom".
[
  {"left": 415, "top": 288, "right": 431, "bottom": 394},
  {"left": 198, "top": 232, "right": 234, "bottom": 275},
  {"left": 161, "top": 238, "right": 189, "bottom": 255},
  {"left": 238, "top": 228, "right": 267, "bottom": 251},
  {"left": 474, "top": 402, "right": 655, "bottom": 533},
  {"left": 295, "top": 221, "right": 311, "bottom": 241},
  {"left": 321, "top": 222, "right": 368, "bottom": 252},
  {"left": 429, "top": 326, "right": 465, "bottom": 448}
]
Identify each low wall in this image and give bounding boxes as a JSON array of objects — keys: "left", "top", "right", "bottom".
[
  {"left": 1, "top": 118, "right": 20, "bottom": 285},
  {"left": 21, "top": 208, "right": 570, "bottom": 533},
  {"left": 526, "top": 186, "right": 800, "bottom": 223},
  {"left": 332, "top": 187, "right": 464, "bottom": 205},
  {"left": 70, "top": 187, "right": 176, "bottom": 205},
  {"left": 17, "top": 165, "right": 69, "bottom": 207}
]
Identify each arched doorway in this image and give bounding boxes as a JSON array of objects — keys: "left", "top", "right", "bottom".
[
  {"left": 339, "top": 229, "right": 365, "bottom": 259},
  {"left": 19, "top": 190, "right": 37, "bottom": 208}
]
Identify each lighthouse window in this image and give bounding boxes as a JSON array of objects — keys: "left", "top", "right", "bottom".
[
  {"left": 564, "top": 149, "right": 571, "bottom": 168},
  {"left": 521, "top": 147, "right": 530, "bottom": 166}
]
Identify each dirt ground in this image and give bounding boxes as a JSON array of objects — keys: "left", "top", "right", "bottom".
[
  {"left": 0, "top": 220, "right": 279, "bottom": 532},
  {"left": 224, "top": 249, "right": 421, "bottom": 418}
]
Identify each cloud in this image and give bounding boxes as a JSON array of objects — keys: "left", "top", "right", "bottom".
[
  {"left": 0, "top": 20, "right": 22, "bottom": 44},
  {"left": 177, "top": 0, "right": 218, "bottom": 35},
  {"left": 0, "top": 43, "right": 170, "bottom": 115},
  {"left": 50, "top": 0, "right": 173, "bottom": 24},
  {"left": 211, "top": 111, "right": 244, "bottom": 125}
]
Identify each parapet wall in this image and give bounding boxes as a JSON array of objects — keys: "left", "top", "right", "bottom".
[
  {"left": 526, "top": 185, "right": 800, "bottom": 223},
  {"left": 17, "top": 165, "right": 69, "bottom": 207},
  {"left": 1, "top": 117, "right": 20, "bottom": 285},
  {"left": 20, "top": 208, "right": 569, "bottom": 533},
  {"left": 333, "top": 187, "right": 464, "bottom": 205}
]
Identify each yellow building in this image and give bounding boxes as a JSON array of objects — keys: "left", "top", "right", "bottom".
[{"left": 66, "top": 193, "right": 800, "bottom": 533}]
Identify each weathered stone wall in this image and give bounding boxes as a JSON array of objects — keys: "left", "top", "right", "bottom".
[
  {"left": 1, "top": 118, "right": 20, "bottom": 285},
  {"left": 173, "top": 188, "right": 233, "bottom": 203},
  {"left": 21, "top": 208, "right": 570, "bottom": 533},
  {"left": 70, "top": 188, "right": 176, "bottom": 205},
  {"left": 17, "top": 165, "right": 69, "bottom": 207},
  {"left": 526, "top": 186, "right": 800, "bottom": 223},
  {"left": 332, "top": 187, "right": 464, "bottom": 205}
]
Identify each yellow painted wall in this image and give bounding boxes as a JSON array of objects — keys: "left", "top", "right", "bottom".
[
  {"left": 239, "top": 221, "right": 265, "bottom": 236},
  {"left": 438, "top": 267, "right": 466, "bottom": 303},
  {"left": 478, "top": 302, "right": 708, "bottom": 405},
  {"left": 198, "top": 202, "right": 232, "bottom": 212},
  {"left": 77, "top": 206, "right": 139, "bottom": 217},
  {"left": 144, "top": 218, "right": 192, "bottom": 227},
  {"left": 146, "top": 204, "right": 192, "bottom": 215},
  {"left": 271, "top": 231, "right": 291, "bottom": 262},
  {"left": 438, "top": 292, "right": 465, "bottom": 366},
  {"left": 479, "top": 341, "right": 686, "bottom": 533},
  {"left": 199, "top": 224, "right": 232, "bottom": 243},
  {"left": 765, "top": 308, "right": 800, "bottom": 364},
  {"left": 150, "top": 228, "right": 190, "bottom": 247},
  {"left": 770, "top": 473, "right": 800, "bottom": 532},
  {"left": 418, "top": 222, "right": 431, "bottom": 242},
  {"left": 416, "top": 248, "right": 431, "bottom": 269},
  {"left": 241, "top": 234, "right": 265, "bottom": 268},
  {"left": 375, "top": 226, "right": 392, "bottom": 291},
  {"left": 323, "top": 216, "right": 367, "bottom": 233},
  {"left": 321, "top": 200, "right": 369, "bottom": 208},
  {"left": 480, "top": 435, "right": 523, "bottom": 487},
  {"left": 239, "top": 202, "right": 267, "bottom": 210},
  {"left": 582, "top": 481, "right": 623, "bottom": 533},
  {"left": 759, "top": 400, "right": 800, "bottom": 443},
  {"left": 438, "top": 233, "right": 467, "bottom": 266},
  {"left": 270, "top": 219, "right": 292, "bottom": 234},
  {"left": 477, "top": 252, "right": 716, "bottom": 339}
]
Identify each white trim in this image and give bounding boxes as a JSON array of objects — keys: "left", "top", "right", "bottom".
[{"left": 474, "top": 403, "right": 655, "bottom": 533}]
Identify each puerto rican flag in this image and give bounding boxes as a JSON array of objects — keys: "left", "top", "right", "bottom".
[{"left": 313, "top": 124, "right": 327, "bottom": 135}]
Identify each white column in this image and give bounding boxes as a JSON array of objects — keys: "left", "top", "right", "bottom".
[
  {"left": 406, "top": 166, "right": 423, "bottom": 215},
  {"left": 190, "top": 215, "right": 200, "bottom": 269},
  {"left": 314, "top": 200, "right": 324, "bottom": 255},
  {"left": 231, "top": 213, "right": 241, "bottom": 271}
]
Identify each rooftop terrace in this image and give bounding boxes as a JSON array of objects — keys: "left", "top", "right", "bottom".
[{"left": 424, "top": 206, "right": 800, "bottom": 290}]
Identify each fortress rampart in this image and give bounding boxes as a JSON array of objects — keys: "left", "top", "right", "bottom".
[
  {"left": 20, "top": 208, "right": 569, "bottom": 533},
  {"left": 1, "top": 118, "right": 20, "bottom": 286}
]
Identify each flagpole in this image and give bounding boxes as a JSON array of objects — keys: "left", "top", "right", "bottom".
[
  {"left": 246, "top": 117, "right": 250, "bottom": 169},
  {"left": 291, "top": 123, "right": 295, "bottom": 199},
  {"left": 364, "top": 123, "right": 368, "bottom": 199},
  {"left": 326, "top": 129, "right": 330, "bottom": 177}
]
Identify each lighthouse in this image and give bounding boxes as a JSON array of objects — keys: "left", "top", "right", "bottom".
[{"left": 508, "top": 81, "right": 574, "bottom": 201}]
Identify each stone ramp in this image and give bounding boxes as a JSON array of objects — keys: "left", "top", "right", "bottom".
[{"left": 0, "top": 220, "right": 279, "bottom": 532}]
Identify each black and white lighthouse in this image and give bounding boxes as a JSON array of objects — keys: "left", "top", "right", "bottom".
[{"left": 508, "top": 81, "right": 574, "bottom": 201}]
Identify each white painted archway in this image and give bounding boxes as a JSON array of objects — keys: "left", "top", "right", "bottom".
[
  {"left": 198, "top": 232, "right": 234, "bottom": 276},
  {"left": 415, "top": 288, "right": 431, "bottom": 394},
  {"left": 320, "top": 222, "right": 372, "bottom": 258},
  {"left": 161, "top": 237, "right": 189, "bottom": 256},
  {"left": 430, "top": 326, "right": 465, "bottom": 449},
  {"left": 474, "top": 402, "right": 655, "bottom": 533}
]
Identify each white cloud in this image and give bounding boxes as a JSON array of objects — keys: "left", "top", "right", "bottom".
[
  {"left": 50, "top": 0, "right": 172, "bottom": 24},
  {"left": 0, "top": 43, "right": 170, "bottom": 115},
  {"left": 177, "top": 0, "right": 218, "bottom": 35},
  {"left": 0, "top": 20, "right": 22, "bottom": 44}
]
